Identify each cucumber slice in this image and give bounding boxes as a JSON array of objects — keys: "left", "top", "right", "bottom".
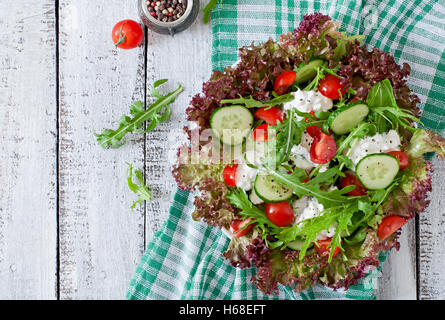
[
  {"left": 254, "top": 174, "right": 293, "bottom": 203},
  {"left": 294, "top": 59, "right": 325, "bottom": 84},
  {"left": 210, "top": 105, "right": 253, "bottom": 145},
  {"left": 355, "top": 153, "right": 399, "bottom": 190},
  {"left": 328, "top": 102, "right": 369, "bottom": 135}
]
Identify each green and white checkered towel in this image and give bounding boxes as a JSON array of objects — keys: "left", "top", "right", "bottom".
[{"left": 127, "top": 0, "right": 445, "bottom": 300}]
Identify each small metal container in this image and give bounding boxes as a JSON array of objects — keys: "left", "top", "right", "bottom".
[{"left": 138, "top": 0, "right": 199, "bottom": 36}]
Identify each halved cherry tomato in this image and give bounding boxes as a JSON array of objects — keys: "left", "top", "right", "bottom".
[
  {"left": 265, "top": 202, "right": 295, "bottom": 227},
  {"left": 318, "top": 74, "right": 346, "bottom": 100},
  {"left": 230, "top": 218, "right": 255, "bottom": 238},
  {"left": 252, "top": 124, "right": 269, "bottom": 141},
  {"left": 311, "top": 133, "right": 337, "bottom": 164},
  {"left": 377, "top": 215, "right": 408, "bottom": 240},
  {"left": 306, "top": 125, "right": 322, "bottom": 137},
  {"left": 274, "top": 71, "right": 296, "bottom": 96},
  {"left": 112, "top": 20, "right": 144, "bottom": 49},
  {"left": 254, "top": 107, "right": 284, "bottom": 125},
  {"left": 314, "top": 238, "right": 341, "bottom": 258},
  {"left": 305, "top": 125, "right": 337, "bottom": 164},
  {"left": 223, "top": 163, "right": 238, "bottom": 187},
  {"left": 387, "top": 150, "right": 409, "bottom": 170},
  {"left": 341, "top": 172, "right": 368, "bottom": 196}
]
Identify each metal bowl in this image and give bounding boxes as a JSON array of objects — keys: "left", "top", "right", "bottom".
[{"left": 138, "top": 0, "right": 199, "bottom": 35}]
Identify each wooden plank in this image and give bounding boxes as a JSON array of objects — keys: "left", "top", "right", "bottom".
[
  {"left": 144, "top": 1, "right": 212, "bottom": 241},
  {"left": 0, "top": 1, "right": 58, "bottom": 299},
  {"left": 376, "top": 220, "right": 417, "bottom": 299},
  {"left": 419, "top": 157, "right": 445, "bottom": 299},
  {"left": 58, "top": 0, "right": 145, "bottom": 299}
]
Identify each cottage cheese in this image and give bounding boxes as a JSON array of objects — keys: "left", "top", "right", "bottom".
[
  {"left": 289, "top": 132, "right": 315, "bottom": 170},
  {"left": 347, "top": 130, "right": 401, "bottom": 167},
  {"left": 235, "top": 163, "right": 258, "bottom": 191},
  {"left": 283, "top": 89, "right": 333, "bottom": 119},
  {"left": 289, "top": 145, "right": 314, "bottom": 170}
]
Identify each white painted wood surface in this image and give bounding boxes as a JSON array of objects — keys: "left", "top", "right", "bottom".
[
  {"left": 58, "top": 0, "right": 146, "bottom": 299},
  {"left": 0, "top": 0, "right": 444, "bottom": 300},
  {"left": 0, "top": 1, "right": 58, "bottom": 300}
]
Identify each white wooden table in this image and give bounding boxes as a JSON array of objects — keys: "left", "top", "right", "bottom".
[{"left": 1, "top": 1, "right": 444, "bottom": 300}]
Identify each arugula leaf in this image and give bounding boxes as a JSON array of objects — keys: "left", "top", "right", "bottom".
[
  {"left": 366, "top": 79, "right": 421, "bottom": 132},
  {"left": 302, "top": 64, "right": 340, "bottom": 91},
  {"left": 126, "top": 163, "right": 152, "bottom": 210},
  {"left": 202, "top": 0, "right": 221, "bottom": 24},
  {"left": 277, "top": 201, "right": 358, "bottom": 262},
  {"left": 267, "top": 110, "right": 304, "bottom": 164},
  {"left": 335, "top": 122, "right": 375, "bottom": 156},
  {"left": 220, "top": 93, "right": 295, "bottom": 109},
  {"left": 367, "top": 79, "right": 397, "bottom": 108},
  {"left": 226, "top": 188, "right": 279, "bottom": 236},
  {"left": 95, "top": 80, "right": 183, "bottom": 148},
  {"left": 264, "top": 165, "right": 355, "bottom": 208}
]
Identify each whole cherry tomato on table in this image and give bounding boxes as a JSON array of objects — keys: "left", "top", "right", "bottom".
[
  {"left": 265, "top": 202, "right": 295, "bottom": 227},
  {"left": 314, "top": 238, "right": 341, "bottom": 258},
  {"left": 387, "top": 150, "right": 409, "bottom": 170},
  {"left": 274, "top": 71, "right": 296, "bottom": 96},
  {"left": 377, "top": 215, "right": 408, "bottom": 240},
  {"left": 341, "top": 172, "right": 368, "bottom": 196},
  {"left": 318, "top": 74, "right": 346, "bottom": 100},
  {"left": 254, "top": 107, "right": 284, "bottom": 125},
  {"left": 112, "top": 19, "right": 144, "bottom": 49},
  {"left": 223, "top": 163, "right": 238, "bottom": 187}
]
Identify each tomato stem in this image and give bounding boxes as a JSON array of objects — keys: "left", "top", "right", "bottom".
[{"left": 114, "top": 25, "right": 127, "bottom": 47}]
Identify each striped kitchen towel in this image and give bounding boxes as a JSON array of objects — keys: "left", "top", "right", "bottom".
[{"left": 127, "top": 0, "right": 445, "bottom": 300}]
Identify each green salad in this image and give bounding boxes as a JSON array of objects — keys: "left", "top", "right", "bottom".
[{"left": 173, "top": 13, "right": 445, "bottom": 294}]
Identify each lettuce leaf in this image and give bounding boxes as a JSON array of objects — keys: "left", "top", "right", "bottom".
[
  {"left": 242, "top": 230, "right": 400, "bottom": 294},
  {"left": 279, "top": 13, "right": 342, "bottom": 63},
  {"left": 192, "top": 178, "right": 237, "bottom": 229},
  {"left": 337, "top": 42, "right": 421, "bottom": 117},
  {"left": 383, "top": 129, "right": 445, "bottom": 219}
]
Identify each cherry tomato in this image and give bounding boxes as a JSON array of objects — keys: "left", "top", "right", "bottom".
[
  {"left": 254, "top": 107, "right": 284, "bottom": 125},
  {"left": 223, "top": 163, "right": 238, "bottom": 187},
  {"left": 112, "top": 20, "right": 144, "bottom": 49},
  {"left": 305, "top": 125, "right": 337, "bottom": 164},
  {"left": 341, "top": 172, "right": 368, "bottom": 196},
  {"left": 310, "top": 133, "right": 337, "bottom": 164},
  {"left": 318, "top": 74, "right": 346, "bottom": 100},
  {"left": 306, "top": 125, "right": 322, "bottom": 137},
  {"left": 274, "top": 71, "right": 296, "bottom": 96},
  {"left": 230, "top": 218, "right": 255, "bottom": 238},
  {"left": 387, "top": 150, "right": 409, "bottom": 170},
  {"left": 265, "top": 202, "right": 295, "bottom": 227},
  {"left": 252, "top": 124, "right": 269, "bottom": 141},
  {"left": 314, "top": 238, "right": 341, "bottom": 258},
  {"left": 377, "top": 215, "right": 408, "bottom": 240}
]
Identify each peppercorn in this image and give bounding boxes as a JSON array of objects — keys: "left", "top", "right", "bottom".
[{"left": 146, "top": 0, "right": 188, "bottom": 22}]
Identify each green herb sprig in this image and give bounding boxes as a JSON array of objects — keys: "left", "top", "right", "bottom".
[
  {"left": 366, "top": 79, "right": 421, "bottom": 132},
  {"left": 126, "top": 163, "right": 152, "bottom": 210},
  {"left": 95, "top": 79, "right": 183, "bottom": 148}
]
